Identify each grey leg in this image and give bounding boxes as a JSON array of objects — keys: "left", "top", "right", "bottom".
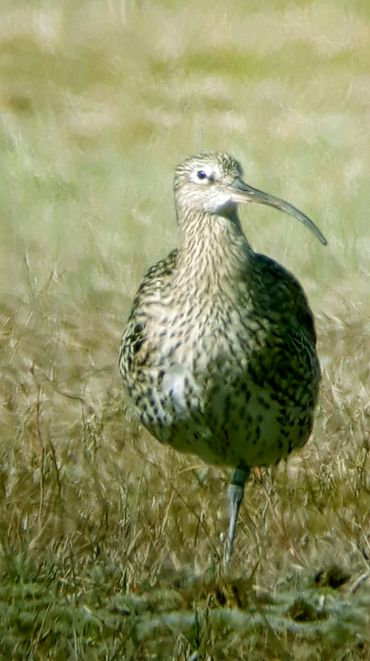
[{"left": 224, "top": 464, "right": 250, "bottom": 568}]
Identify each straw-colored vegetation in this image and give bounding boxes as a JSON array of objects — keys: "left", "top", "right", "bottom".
[{"left": 0, "top": 0, "right": 369, "bottom": 657}]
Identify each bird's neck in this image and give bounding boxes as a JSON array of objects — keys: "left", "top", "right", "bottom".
[{"left": 174, "top": 208, "right": 252, "bottom": 295}]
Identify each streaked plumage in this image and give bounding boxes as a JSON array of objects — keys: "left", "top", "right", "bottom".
[{"left": 119, "top": 152, "right": 326, "bottom": 565}]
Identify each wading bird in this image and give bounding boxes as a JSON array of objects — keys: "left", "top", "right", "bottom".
[{"left": 119, "top": 152, "right": 326, "bottom": 566}]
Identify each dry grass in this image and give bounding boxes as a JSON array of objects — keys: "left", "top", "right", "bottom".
[{"left": 0, "top": 0, "right": 370, "bottom": 657}]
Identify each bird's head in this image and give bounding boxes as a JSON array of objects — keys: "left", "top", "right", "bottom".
[{"left": 174, "top": 152, "right": 327, "bottom": 245}]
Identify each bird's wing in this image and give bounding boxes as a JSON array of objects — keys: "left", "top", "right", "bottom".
[
  {"left": 119, "top": 249, "right": 178, "bottom": 379},
  {"left": 251, "top": 252, "right": 317, "bottom": 345}
]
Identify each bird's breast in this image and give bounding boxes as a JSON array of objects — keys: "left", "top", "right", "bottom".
[{"left": 122, "top": 286, "right": 318, "bottom": 467}]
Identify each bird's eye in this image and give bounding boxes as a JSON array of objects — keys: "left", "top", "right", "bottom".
[{"left": 196, "top": 170, "right": 207, "bottom": 180}]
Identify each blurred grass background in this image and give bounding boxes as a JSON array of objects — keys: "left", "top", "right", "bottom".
[{"left": 0, "top": 0, "right": 370, "bottom": 658}]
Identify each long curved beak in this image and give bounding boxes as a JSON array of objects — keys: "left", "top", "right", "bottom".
[{"left": 231, "top": 179, "right": 327, "bottom": 246}]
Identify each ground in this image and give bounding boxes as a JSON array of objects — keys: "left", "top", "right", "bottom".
[{"left": 0, "top": 0, "right": 369, "bottom": 658}]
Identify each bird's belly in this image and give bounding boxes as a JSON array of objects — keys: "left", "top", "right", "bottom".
[{"left": 134, "top": 355, "right": 315, "bottom": 468}]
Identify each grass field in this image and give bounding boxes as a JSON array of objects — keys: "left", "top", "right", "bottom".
[{"left": 1, "top": 0, "right": 370, "bottom": 658}]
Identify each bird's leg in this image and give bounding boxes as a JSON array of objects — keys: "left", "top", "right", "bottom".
[{"left": 224, "top": 463, "right": 251, "bottom": 568}]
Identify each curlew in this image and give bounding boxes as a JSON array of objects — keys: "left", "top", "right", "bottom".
[{"left": 119, "top": 152, "right": 326, "bottom": 566}]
